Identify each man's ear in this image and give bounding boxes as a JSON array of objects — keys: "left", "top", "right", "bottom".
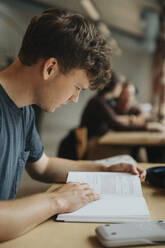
[{"left": 42, "top": 58, "right": 59, "bottom": 80}]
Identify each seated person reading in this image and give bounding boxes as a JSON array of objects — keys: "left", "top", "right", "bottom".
[{"left": 0, "top": 8, "right": 147, "bottom": 241}]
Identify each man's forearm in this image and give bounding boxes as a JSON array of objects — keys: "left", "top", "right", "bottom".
[
  {"left": 33, "top": 157, "right": 104, "bottom": 183},
  {"left": 0, "top": 178, "right": 101, "bottom": 241},
  {"left": 0, "top": 193, "right": 57, "bottom": 241}
]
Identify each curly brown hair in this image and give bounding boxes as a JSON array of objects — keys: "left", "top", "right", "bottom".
[{"left": 18, "top": 8, "right": 111, "bottom": 89}]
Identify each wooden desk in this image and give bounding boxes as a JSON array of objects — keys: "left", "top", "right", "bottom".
[
  {"left": 86, "top": 131, "right": 165, "bottom": 160},
  {"left": 99, "top": 131, "right": 165, "bottom": 146},
  {"left": 1, "top": 163, "right": 165, "bottom": 248}
]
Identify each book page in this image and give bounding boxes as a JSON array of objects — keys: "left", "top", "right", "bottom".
[
  {"left": 94, "top": 154, "right": 137, "bottom": 167},
  {"left": 57, "top": 195, "right": 150, "bottom": 221},
  {"left": 67, "top": 172, "right": 142, "bottom": 197}
]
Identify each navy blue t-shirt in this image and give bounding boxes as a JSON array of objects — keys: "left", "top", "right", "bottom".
[{"left": 0, "top": 84, "right": 44, "bottom": 200}]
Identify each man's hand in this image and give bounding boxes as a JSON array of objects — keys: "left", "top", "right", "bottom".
[
  {"left": 146, "top": 122, "right": 165, "bottom": 132},
  {"left": 49, "top": 182, "right": 100, "bottom": 214},
  {"left": 103, "top": 163, "right": 146, "bottom": 180}
]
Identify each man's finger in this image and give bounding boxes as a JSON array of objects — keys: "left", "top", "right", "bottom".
[
  {"left": 86, "top": 193, "right": 100, "bottom": 201},
  {"left": 129, "top": 164, "right": 139, "bottom": 175},
  {"left": 137, "top": 167, "right": 146, "bottom": 179}
]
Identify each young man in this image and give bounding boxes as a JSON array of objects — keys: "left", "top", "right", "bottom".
[{"left": 0, "top": 8, "right": 145, "bottom": 241}]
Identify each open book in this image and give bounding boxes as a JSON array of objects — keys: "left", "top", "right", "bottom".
[{"left": 56, "top": 155, "right": 150, "bottom": 223}]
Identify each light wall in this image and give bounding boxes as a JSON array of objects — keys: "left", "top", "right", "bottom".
[{"left": 112, "top": 45, "right": 153, "bottom": 102}]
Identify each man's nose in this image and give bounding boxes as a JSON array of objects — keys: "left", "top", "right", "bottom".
[
  {"left": 70, "top": 93, "right": 79, "bottom": 103},
  {"left": 72, "top": 94, "right": 79, "bottom": 103}
]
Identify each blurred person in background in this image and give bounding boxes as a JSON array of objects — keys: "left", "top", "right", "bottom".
[
  {"left": 116, "top": 82, "right": 149, "bottom": 127},
  {"left": 116, "top": 82, "right": 165, "bottom": 133},
  {"left": 81, "top": 76, "right": 165, "bottom": 140},
  {"left": 80, "top": 73, "right": 164, "bottom": 141}
]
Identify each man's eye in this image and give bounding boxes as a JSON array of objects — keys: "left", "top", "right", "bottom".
[{"left": 76, "top": 86, "right": 81, "bottom": 91}]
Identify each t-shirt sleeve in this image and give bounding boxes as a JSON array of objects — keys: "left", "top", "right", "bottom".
[{"left": 25, "top": 107, "right": 44, "bottom": 163}]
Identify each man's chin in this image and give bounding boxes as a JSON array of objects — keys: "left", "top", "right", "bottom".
[
  {"left": 41, "top": 106, "right": 57, "bottom": 113},
  {"left": 48, "top": 107, "right": 57, "bottom": 112}
]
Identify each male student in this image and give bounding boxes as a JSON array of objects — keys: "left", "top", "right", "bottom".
[{"left": 0, "top": 8, "right": 145, "bottom": 241}]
